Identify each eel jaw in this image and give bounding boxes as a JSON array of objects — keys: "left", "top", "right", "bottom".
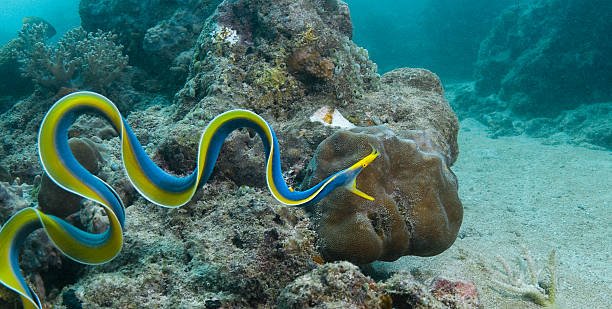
[{"left": 345, "top": 148, "right": 380, "bottom": 201}]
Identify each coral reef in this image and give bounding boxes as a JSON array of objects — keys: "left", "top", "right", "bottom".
[
  {"left": 14, "top": 25, "right": 129, "bottom": 95},
  {"left": 302, "top": 126, "right": 462, "bottom": 264},
  {"left": 79, "top": 0, "right": 222, "bottom": 92},
  {"left": 474, "top": 0, "right": 612, "bottom": 114},
  {"left": 0, "top": 0, "right": 467, "bottom": 307},
  {"left": 51, "top": 185, "right": 319, "bottom": 307},
  {"left": 450, "top": 0, "right": 612, "bottom": 149}
]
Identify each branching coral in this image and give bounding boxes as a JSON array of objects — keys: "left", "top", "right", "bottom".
[
  {"left": 15, "top": 23, "right": 81, "bottom": 91},
  {"left": 491, "top": 248, "right": 558, "bottom": 307},
  {"left": 14, "top": 25, "right": 128, "bottom": 94},
  {"left": 77, "top": 30, "right": 129, "bottom": 92}
]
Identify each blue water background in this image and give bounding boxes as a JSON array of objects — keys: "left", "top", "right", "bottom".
[
  {"left": 347, "top": 0, "right": 522, "bottom": 82},
  {"left": 0, "top": 0, "right": 80, "bottom": 45}
]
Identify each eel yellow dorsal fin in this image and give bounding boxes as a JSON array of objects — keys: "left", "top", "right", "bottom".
[{"left": 346, "top": 178, "right": 375, "bottom": 201}]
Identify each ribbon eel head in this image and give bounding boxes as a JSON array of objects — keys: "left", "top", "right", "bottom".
[{"left": 339, "top": 147, "right": 380, "bottom": 201}]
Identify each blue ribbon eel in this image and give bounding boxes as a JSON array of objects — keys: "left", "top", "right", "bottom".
[{"left": 0, "top": 91, "right": 379, "bottom": 308}]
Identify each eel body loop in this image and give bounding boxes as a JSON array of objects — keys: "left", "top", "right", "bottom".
[{"left": 0, "top": 91, "right": 378, "bottom": 308}]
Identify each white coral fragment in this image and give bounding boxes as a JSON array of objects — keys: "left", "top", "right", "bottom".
[
  {"left": 211, "top": 25, "right": 239, "bottom": 45},
  {"left": 309, "top": 106, "right": 355, "bottom": 129}
]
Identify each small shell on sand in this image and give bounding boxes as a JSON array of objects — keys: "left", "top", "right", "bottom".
[{"left": 309, "top": 106, "right": 355, "bottom": 129}]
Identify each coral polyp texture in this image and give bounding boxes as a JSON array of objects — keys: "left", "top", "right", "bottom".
[{"left": 302, "top": 126, "right": 462, "bottom": 264}]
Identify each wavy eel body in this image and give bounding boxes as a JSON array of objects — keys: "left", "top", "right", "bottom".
[{"left": 0, "top": 91, "right": 378, "bottom": 308}]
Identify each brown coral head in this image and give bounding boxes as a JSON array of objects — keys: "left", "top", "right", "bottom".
[{"left": 303, "top": 126, "right": 462, "bottom": 264}]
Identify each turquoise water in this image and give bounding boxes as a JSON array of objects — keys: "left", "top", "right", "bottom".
[
  {"left": 0, "top": 0, "right": 80, "bottom": 45},
  {"left": 347, "top": 0, "right": 520, "bottom": 81}
]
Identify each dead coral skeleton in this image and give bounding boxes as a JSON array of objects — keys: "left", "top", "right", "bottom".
[{"left": 490, "top": 247, "right": 558, "bottom": 307}]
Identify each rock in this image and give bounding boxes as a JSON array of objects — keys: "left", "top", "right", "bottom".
[
  {"left": 0, "top": 181, "right": 31, "bottom": 223},
  {"left": 0, "top": 165, "right": 11, "bottom": 182},
  {"left": 56, "top": 186, "right": 319, "bottom": 307},
  {"left": 429, "top": 276, "right": 482, "bottom": 309},
  {"left": 177, "top": 0, "right": 379, "bottom": 117},
  {"left": 277, "top": 262, "right": 382, "bottom": 308},
  {"left": 379, "top": 273, "right": 481, "bottom": 309},
  {"left": 380, "top": 273, "right": 446, "bottom": 309},
  {"left": 475, "top": 0, "right": 612, "bottom": 116},
  {"left": 302, "top": 126, "right": 462, "bottom": 264},
  {"left": 356, "top": 68, "right": 459, "bottom": 165}
]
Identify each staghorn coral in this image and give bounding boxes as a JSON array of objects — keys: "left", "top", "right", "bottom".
[
  {"left": 15, "top": 23, "right": 81, "bottom": 92},
  {"left": 80, "top": 0, "right": 221, "bottom": 92},
  {"left": 15, "top": 26, "right": 128, "bottom": 94},
  {"left": 302, "top": 126, "right": 462, "bottom": 264}
]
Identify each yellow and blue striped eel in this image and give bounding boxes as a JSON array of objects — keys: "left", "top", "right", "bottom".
[{"left": 0, "top": 91, "right": 379, "bottom": 308}]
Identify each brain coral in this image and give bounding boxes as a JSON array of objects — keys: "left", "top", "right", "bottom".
[{"left": 302, "top": 126, "right": 462, "bottom": 264}]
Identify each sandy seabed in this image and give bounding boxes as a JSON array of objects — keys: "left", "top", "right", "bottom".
[{"left": 373, "top": 118, "right": 611, "bottom": 308}]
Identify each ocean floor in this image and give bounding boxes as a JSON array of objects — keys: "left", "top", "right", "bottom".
[{"left": 372, "top": 118, "right": 611, "bottom": 308}]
